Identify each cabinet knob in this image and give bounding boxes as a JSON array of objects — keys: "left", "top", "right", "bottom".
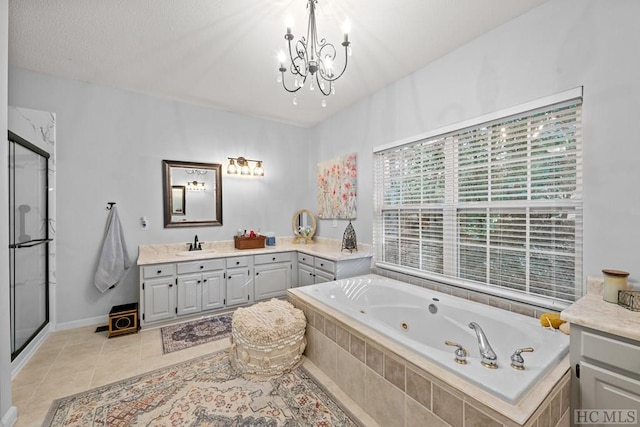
[
  {"left": 273, "top": 257, "right": 276, "bottom": 261},
  {"left": 236, "top": 261, "right": 240, "bottom": 265},
  {"left": 203, "top": 279, "right": 207, "bottom": 282},
  {"left": 200, "top": 265, "right": 204, "bottom": 269},
  {"left": 320, "top": 263, "right": 324, "bottom": 267},
  {"left": 157, "top": 270, "right": 162, "bottom": 274}
]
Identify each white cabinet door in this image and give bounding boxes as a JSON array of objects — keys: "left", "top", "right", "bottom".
[
  {"left": 226, "top": 268, "right": 253, "bottom": 306},
  {"left": 315, "top": 269, "right": 335, "bottom": 284},
  {"left": 580, "top": 362, "right": 640, "bottom": 412},
  {"left": 255, "top": 263, "right": 292, "bottom": 301},
  {"left": 202, "top": 271, "right": 225, "bottom": 310},
  {"left": 143, "top": 276, "right": 176, "bottom": 323},
  {"left": 176, "top": 274, "right": 202, "bottom": 316},
  {"left": 298, "top": 263, "right": 315, "bottom": 287}
]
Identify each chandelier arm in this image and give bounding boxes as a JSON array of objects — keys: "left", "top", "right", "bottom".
[
  {"left": 281, "top": 76, "right": 302, "bottom": 93},
  {"left": 288, "top": 39, "right": 308, "bottom": 77},
  {"left": 317, "top": 73, "right": 331, "bottom": 96},
  {"left": 318, "top": 44, "right": 349, "bottom": 82}
]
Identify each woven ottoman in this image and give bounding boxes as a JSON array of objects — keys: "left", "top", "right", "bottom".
[{"left": 229, "top": 299, "right": 307, "bottom": 380}]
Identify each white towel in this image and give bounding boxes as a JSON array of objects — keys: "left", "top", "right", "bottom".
[{"left": 94, "top": 206, "right": 132, "bottom": 293}]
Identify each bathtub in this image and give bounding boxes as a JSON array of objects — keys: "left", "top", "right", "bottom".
[{"left": 295, "top": 274, "right": 569, "bottom": 404}]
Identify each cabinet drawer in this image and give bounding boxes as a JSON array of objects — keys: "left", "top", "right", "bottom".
[
  {"left": 143, "top": 264, "right": 175, "bottom": 278},
  {"left": 297, "top": 253, "right": 313, "bottom": 265},
  {"left": 255, "top": 252, "right": 292, "bottom": 265},
  {"left": 582, "top": 330, "right": 640, "bottom": 375},
  {"left": 176, "top": 259, "right": 225, "bottom": 274},
  {"left": 226, "top": 256, "right": 250, "bottom": 268},
  {"left": 314, "top": 257, "right": 336, "bottom": 273}
]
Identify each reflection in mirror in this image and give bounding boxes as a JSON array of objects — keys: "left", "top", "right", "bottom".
[
  {"left": 171, "top": 186, "right": 186, "bottom": 215},
  {"left": 163, "top": 160, "right": 223, "bottom": 227},
  {"left": 292, "top": 209, "right": 317, "bottom": 243}
]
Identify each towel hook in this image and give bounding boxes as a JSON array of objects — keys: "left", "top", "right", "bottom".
[{"left": 106, "top": 202, "right": 116, "bottom": 210}]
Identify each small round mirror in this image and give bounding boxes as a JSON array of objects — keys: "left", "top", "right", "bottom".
[{"left": 292, "top": 209, "right": 317, "bottom": 243}]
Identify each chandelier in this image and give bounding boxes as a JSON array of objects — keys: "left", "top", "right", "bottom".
[{"left": 277, "top": 0, "right": 351, "bottom": 107}]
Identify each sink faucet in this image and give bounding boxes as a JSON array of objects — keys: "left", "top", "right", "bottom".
[
  {"left": 469, "top": 322, "right": 498, "bottom": 369},
  {"left": 189, "top": 235, "right": 202, "bottom": 251}
]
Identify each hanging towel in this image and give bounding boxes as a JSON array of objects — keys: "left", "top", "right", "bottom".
[{"left": 94, "top": 206, "right": 132, "bottom": 293}]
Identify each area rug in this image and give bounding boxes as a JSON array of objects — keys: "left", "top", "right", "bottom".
[
  {"left": 43, "top": 350, "right": 362, "bottom": 427},
  {"left": 161, "top": 313, "right": 233, "bottom": 353}
]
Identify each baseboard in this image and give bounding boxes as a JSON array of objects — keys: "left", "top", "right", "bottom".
[
  {"left": 54, "top": 314, "right": 108, "bottom": 331},
  {"left": 1, "top": 406, "right": 17, "bottom": 427}
]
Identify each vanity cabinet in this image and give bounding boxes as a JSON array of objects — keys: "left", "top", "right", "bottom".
[
  {"left": 225, "top": 256, "right": 253, "bottom": 307},
  {"left": 570, "top": 324, "right": 640, "bottom": 422},
  {"left": 254, "top": 252, "right": 293, "bottom": 301},
  {"left": 141, "top": 264, "right": 176, "bottom": 324},
  {"left": 175, "top": 259, "right": 226, "bottom": 316},
  {"left": 297, "top": 254, "right": 336, "bottom": 285},
  {"left": 139, "top": 247, "right": 370, "bottom": 327}
]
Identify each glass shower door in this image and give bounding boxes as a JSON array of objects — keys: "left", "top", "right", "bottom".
[{"left": 9, "top": 132, "right": 50, "bottom": 360}]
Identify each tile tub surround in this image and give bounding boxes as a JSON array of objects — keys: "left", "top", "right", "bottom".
[
  {"left": 137, "top": 236, "right": 372, "bottom": 265},
  {"left": 288, "top": 290, "right": 571, "bottom": 427}
]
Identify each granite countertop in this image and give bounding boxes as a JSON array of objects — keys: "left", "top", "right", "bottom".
[
  {"left": 561, "top": 289, "right": 640, "bottom": 342},
  {"left": 137, "top": 236, "right": 372, "bottom": 266}
]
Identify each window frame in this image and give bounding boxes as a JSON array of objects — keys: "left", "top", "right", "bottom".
[{"left": 373, "top": 88, "right": 583, "bottom": 310}]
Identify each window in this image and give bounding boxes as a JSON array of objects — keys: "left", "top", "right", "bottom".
[{"left": 374, "top": 89, "right": 582, "bottom": 308}]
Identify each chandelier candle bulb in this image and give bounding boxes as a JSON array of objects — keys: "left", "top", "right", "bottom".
[{"left": 602, "top": 269, "right": 630, "bottom": 303}]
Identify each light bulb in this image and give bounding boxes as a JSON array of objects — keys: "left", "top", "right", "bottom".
[
  {"left": 277, "top": 73, "right": 282, "bottom": 83},
  {"left": 293, "top": 96, "right": 297, "bottom": 105},
  {"left": 321, "top": 99, "right": 327, "bottom": 107}
]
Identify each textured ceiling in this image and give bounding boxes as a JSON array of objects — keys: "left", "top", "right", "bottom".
[{"left": 9, "top": 0, "right": 546, "bottom": 127}]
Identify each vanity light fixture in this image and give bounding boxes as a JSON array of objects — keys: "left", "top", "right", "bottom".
[
  {"left": 227, "top": 157, "right": 265, "bottom": 177},
  {"left": 186, "top": 180, "right": 206, "bottom": 191}
]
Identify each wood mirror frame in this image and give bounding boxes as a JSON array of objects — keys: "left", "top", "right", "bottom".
[
  {"left": 292, "top": 209, "right": 317, "bottom": 243},
  {"left": 162, "top": 160, "right": 223, "bottom": 228}
]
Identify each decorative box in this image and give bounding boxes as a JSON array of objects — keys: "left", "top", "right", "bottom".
[
  {"left": 618, "top": 290, "right": 640, "bottom": 312},
  {"left": 108, "top": 303, "right": 139, "bottom": 338},
  {"left": 234, "top": 235, "right": 266, "bottom": 250}
]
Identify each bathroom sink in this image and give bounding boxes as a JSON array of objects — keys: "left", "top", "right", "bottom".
[{"left": 175, "top": 249, "right": 217, "bottom": 256}]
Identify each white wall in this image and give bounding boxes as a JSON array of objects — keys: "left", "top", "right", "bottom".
[
  {"left": 309, "top": 0, "right": 640, "bottom": 285},
  {"left": 0, "top": 0, "right": 16, "bottom": 424},
  {"left": 8, "top": 68, "right": 310, "bottom": 327}
]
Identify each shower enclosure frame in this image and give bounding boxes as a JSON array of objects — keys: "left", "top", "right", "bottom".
[{"left": 9, "top": 130, "right": 51, "bottom": 361}]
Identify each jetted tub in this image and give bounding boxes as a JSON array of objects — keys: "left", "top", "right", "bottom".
[{"left": 295, "top": 274, "right": 569, "bottom": 404}]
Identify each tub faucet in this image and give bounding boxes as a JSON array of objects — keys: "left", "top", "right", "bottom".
[{"left": 469, "top": 322, "right": 498, "bottom": 369}]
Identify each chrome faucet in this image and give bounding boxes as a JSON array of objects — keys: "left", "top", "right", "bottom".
[
  {"left": 469, "top": 322, "right": 498, "bottom": 369},
  {"left": 189, "top": 235, "right": 202, "bottom": 251}
]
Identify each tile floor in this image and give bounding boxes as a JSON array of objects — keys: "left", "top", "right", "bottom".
[{"left": 11, "top": 323, "right": 377, "bottom": 427}]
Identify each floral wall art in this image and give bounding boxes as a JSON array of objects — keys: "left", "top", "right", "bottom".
[{"left": 317, "top": 153, "right": 357, "bottom": 219}]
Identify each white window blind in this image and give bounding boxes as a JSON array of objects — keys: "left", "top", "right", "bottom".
[{"left": 374, "top": 93, "right": 583, "bottom": 308}]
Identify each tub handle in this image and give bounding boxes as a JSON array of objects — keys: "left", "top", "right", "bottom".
[
  {"left": 510, "top": 347, "right": 535, "bottom": 370},
  {"left": 445, "top": 341, "right": 468, "bottom": 365}
]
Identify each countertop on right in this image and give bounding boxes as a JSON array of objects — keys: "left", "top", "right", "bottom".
[{"left": 561, "top": 293, "right": 640, "bottom": 342}]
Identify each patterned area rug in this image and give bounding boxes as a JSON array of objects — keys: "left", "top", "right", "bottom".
[
  {"left": 161, "top": 313, "right": 233, "bottom": 353},
  {"left": 43, "top": 350, "right": 361, "bottom": 427}
]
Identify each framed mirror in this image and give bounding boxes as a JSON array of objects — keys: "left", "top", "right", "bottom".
[
  {"left": 162, "top": 160, "right": 222, "bottom": 227},
  {"left": 292, "top": 209, "right": 316, "bottom": 243}
]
